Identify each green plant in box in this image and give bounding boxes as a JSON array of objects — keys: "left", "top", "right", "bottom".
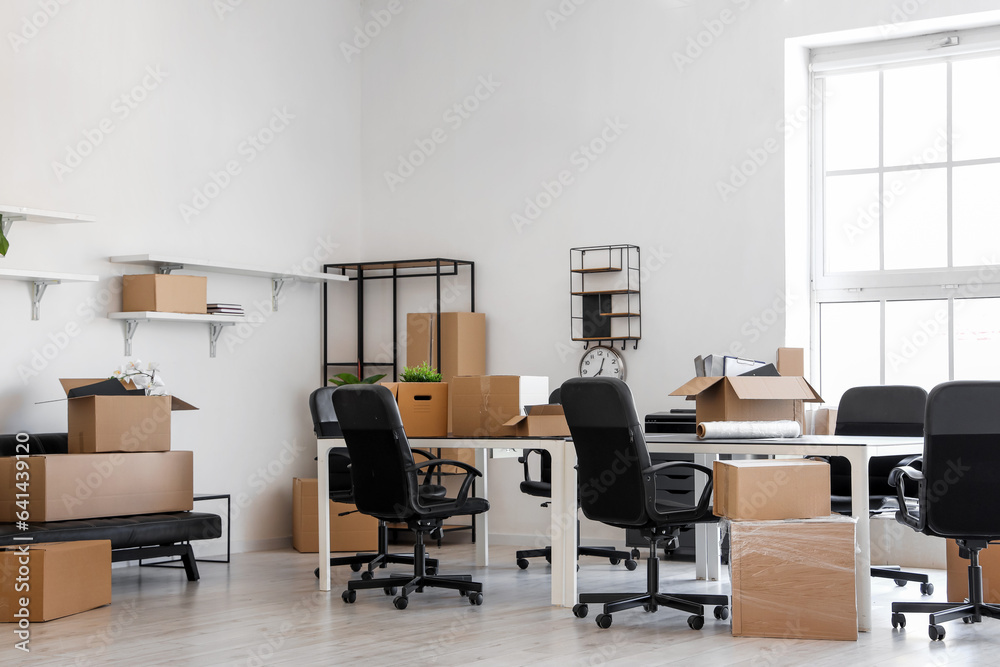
[
  {"left": 328, "top": 372, "right": 386, "bottom": 386},
  {"left": 399, "top": 362, "right": 442, "bottom": 383}
]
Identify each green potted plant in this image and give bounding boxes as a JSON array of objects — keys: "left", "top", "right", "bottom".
[
  {"left": 327, "top": 372, "right": 386, "bottom": 386},
  {"left": 395, "top": 362, "right": 447, "bottom": 437},
  {"left": 398, "top": 362, "right": 442, "bottom": 383}
]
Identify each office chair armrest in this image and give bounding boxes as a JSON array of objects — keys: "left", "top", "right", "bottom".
[
  {"left": 409, "top": 459, "right": 482, "bottom": 502},
  {"left": 897, "top": 454, "right": 923, "bottom": 470},
  {"left": 411, "top": 448, "right": 441, "bottom": 486},
  {"left": 642, "top": 462, "right": 714, "bottom": 516},
  {"left": 517, "top": 448, "right": 544, "bottom": 483},
  {"left": 889, "top": 465, "right": 924, "bottom": 531}
]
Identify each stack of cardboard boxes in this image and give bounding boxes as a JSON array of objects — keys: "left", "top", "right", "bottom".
[{"left": 0, "top": 377, "right": 197, "bottom": 622}]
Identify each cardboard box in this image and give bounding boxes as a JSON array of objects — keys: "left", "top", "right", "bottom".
[
  {"left": 292, "top": 478, "right": 378, "bottom": 553},
  {"left": 728, "top": 516, "right": 858, "bottom": 640},
  {"left": 776, "top": 347, "right": 805, "bottom": 377},
  {"left": 947, "top": 539, "right": 1000, "bottom": 603},
  {"left": 122, "top": 274, "right": 207, "bottom": 314},
  {"left": 713, "top": 459, "right": 831, "bottom": 521},
  {"left": 450, "top": 375, "right": 549, "bottom": 437},
  {"left": 60, "top": 378, "right": 197, "bottom": 453},
  {"left": 503, "top": 404, "right": 570, "bottom": 437},
  {"left": 813, "top": 408, "right": 839, "bottom": 436},
  {"left": 380, "top": 382, "right": 449, "bottom": 437},
  {"left": 406, "top": 312, "right": 486, "bottom": 383},
  {"left": 0, "top": 541, "right": 111, "bottom": 622},
  {"left": 870, "top": 514, "right": 945, "bottom": 569},
  {"left": 0, "top": 452, "right": 194, "bottom": 522},
  {"left": 669, "top": 375, "right": 822, "bottom": 430}
]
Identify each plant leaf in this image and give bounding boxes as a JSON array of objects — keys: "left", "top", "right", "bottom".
[
  {"left": 0, "top": 215, "right": 8, "bottom": 257},
  {"left": 361, "top": 374, "right": 386, "bottom": 384},
  {"left": 329, "top": 372, "right": 362, "bottom": 386}
]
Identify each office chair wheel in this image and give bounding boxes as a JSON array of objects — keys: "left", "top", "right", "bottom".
[
  {"left": 361, "top": 571, "right": 374, "bottom": 581},
  {"left": 573, "top": 604, "right": 589, "bottom": 618},
  {"left": 929, "top": 624, "right": 945, "bottom": 641},
  {"left": 642, "top": 603, "right": 656, "bottom": 613},
  {"left": 894, "top": 579, "right": 908, "bottom": 587},
  {"left": 426, "top": 566, "right": 437, "bottom": 575},
  {"left": 314, "top": 568, "right": 320, "bottom": 578},
  {"left": 517, "top": 558, "right": 530, "bottom": 570},
  {"left": 595, "top": 613, "right": 612, "bottom": 629},
  {"left": 383, "top": 587, "right": 397, "bottom": 596},
  {"left": 393, "top": 596, "right": 409, "bottom": 610},
  {"left": 630, "top": 548, "right": 641, "bottom": 559},
  {"left": 350, "top": 563, "right": 362, "bottom": 572},
  {"left": 891, "top": 612, "right": 906, "bottom": 629},
  {"left": 687, "top": 615, "right": 705, "bottom": 630},
  {"left": 921, "top": 582, "right": 935, "bottom": 596},
  {"left": 468, "top": 592, "right": 483, "bottom": 606},
  {"left": 624, "top": 559, "right": 637, "bottom": 571},
  {"left": 714, "top": 606, "right": 729, "bottom": 621},
  {"left": 963, "top": 616, "right": 973, "bottom": 624},
  {"left": 609, "top": 557, "right": 621, "bottom": 565},
  {"left": 341, "top": 590, "right": 356, "bottom": 604}
]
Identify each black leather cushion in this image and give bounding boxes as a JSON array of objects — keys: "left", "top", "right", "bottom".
[
  {"left": 0, "top": 512, "right": 222, "bottom": 549},
  {"left": 0, "top": 433, "right": 68, "bottom": 456}
]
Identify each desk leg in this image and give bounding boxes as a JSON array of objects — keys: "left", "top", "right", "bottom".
[
  {"left": 846, "top": 449, "right": 873, "bottom": 632},
  {"left": 474, "top": 448, "right": 489, "bottom": 568},
  {"left": 550, "top": 441, "right": 578, "bottom": 607},
  {"left": 694, "top": 452, "right": 720, "bottom": 581},
  {"left": 318, "top": 441, "right": 332, "bottom": 592}
]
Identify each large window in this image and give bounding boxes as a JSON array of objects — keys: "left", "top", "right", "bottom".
[{"left": 812, "top": 31, "right": 1000, "bottom": 405}]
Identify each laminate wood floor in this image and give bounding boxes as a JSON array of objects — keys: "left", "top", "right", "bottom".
[{"left": 4, "top": 544, "right": 998, "bottom": 666}]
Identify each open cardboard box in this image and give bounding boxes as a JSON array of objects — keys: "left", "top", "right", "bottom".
[
  {"left": 59, "top": 378, "right": 197, "bottom": 453},
  {"left": 670, "top": 375, "right": 822, "bottom": 430},
  {"left": 450, "top": 375, "right": 549, "bottom": 437},
  {"left": 503, "top": 404, "right": 570, "bottom": 437}
]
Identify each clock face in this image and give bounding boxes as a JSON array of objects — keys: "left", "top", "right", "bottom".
[{"left": 579, "top": 346, "right": 626, "bottom": 381}]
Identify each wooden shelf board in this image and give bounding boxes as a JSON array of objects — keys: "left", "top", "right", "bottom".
[
  {"left": 571, "top": 267, "right": 622, "bottom": 274},
  {"left": 599, "top": 312, "right": 640, "bottom": 317},
  {"left": 572, "top": 337, "right": 641, "bottom": 342},
  {"left": 571, "top": 289, "right": 639, "bottom": 296}
]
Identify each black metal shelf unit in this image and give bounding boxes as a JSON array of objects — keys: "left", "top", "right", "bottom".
[
  {"left": 321, "top": 258, "right": 475, "bottom": 384},
  {"left": 570, "top": 245, "right": 641, "bottom": 349}
]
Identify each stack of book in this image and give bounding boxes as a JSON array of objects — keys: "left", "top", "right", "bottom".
[{"left": 207, "top": 303, "right": 244, "bottom": 316}]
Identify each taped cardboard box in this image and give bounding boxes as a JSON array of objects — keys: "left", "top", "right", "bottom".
[
  {"left": 292, "top": 478, "right": 377, "bottom": 553},
  {"left": 59, "top": 378, "right": 197, "bottom": 453},
  {"left": 947, "top": 539, "right": 1000, "bottom": 603},
  {"left": 713, "top": 459, "right": 831, "bottom": 521},
  {"left": 728, "top": 516, "right": 858, "bottom": 640},
  {"left": 406, "top": 312, "right": 486, "bottom": 383},
  {"left": 0, "top": 451, "right": 194, "bottom": 522},
  {"left": 0, "top": 541, "right": 111, "bottom": 622},
  {"left": 450, "top": 375, "right": 549, "bottom": 437},
  {"left": 380, "top": 382, "right": 448, "bottom": 438},
  {"left": 122, "top": 274, "right": 207, "bottom": 314},
  {"left": 670, "top": 375, "right": 822, "bottom": 431},
  {"left": 503, "top": 404, "right": 570, "bottom": 437}
]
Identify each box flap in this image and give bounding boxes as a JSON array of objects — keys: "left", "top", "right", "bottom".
[
  {"left": 59, "top": 378, "right": 198, "bottom": 410},
  {"left": 669, "top": 376, "right": 725, "bottom": 397},
  {"left": 503, "top": 415, "right": 527, "bottom": 426},
  {"left": 526, "top": 404, "right": 565, "bottom": 416},
  {"left": 727, "top": 376, "right": 823, "bottom": 402}
]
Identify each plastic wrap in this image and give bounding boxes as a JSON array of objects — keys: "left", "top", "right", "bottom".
[
  {"left": 723, "top": 515, "right": 859, "bottom": 640},
  {"left": 697, "top": 420, "right": 801, "bottom": 439}
]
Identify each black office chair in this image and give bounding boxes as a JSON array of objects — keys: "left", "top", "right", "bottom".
[
  {"left": 332, "top": 384, "right": 490, "bottom": 609},
  {"left": 890, "top": 381, "right": 1000, "bottom": 641},
  {"left": 828, "top": 385, "right": 933, "bottom": 594},
  {"left": 309, "top": 387, "right": 443, "bottom": 578},
  {"left": 561, "top": 377, "right": 730, "bottom": 629}
]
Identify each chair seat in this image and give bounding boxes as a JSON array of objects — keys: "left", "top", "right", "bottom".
[
  {"left": 418, "top": 497, "right": 490, "bottom": 520},
  {"left": 520, "top": 480, "right": 551, "bottom": 498},
  {"left": 420, "top": 484, "right": 448, "bottom": 499}
]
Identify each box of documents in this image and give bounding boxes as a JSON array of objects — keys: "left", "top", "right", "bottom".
[
  {"left": 728, "top": 516, "right": 858, "bottom": 640},
  {"left": 713, "top": 460, "right": 831, "bottom": 521},
  {"left": 450, "top": 375, "right": 549, "bottom": 437},
  {"left": 380, "top": 382, "right": 449, "bottom": 438},
  {"left": 670, "top": 375, "right": 822, "bottom": 430},
  {"left": 0, "top": 541, "right": 111, "bottom": 622},
  {"left": 292, "top": 478, "right": 377, "bottom": 553}
]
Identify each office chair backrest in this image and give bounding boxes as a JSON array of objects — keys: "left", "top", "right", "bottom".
[
  {"left": 309, "top": 386, "right": 342, "bottom": 437},
  {"left": 835, "top": 385, "right": 926, "bottom": 437},
  {"left": 921, "top": 381, "right": 1000, "bottom": 538},
  {"left": 548, "top": 387, "right": 561, "bottom": 404},
  {"left": 332, "top": 384, "right": 417, "bottom": 521},
  {"left": 560, "top": 377, "right": 651, "bottom": 527}
]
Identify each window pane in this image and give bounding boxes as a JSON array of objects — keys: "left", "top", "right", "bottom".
[
  {"left": 883, "top": 168, "right": 947, "bottom": 270},
  {"left": 883, "top": 63, "right": 947, "bottom": 167},
  {"left": 954, "top": 298, "right": 1000, "bottom": 380},
  {"left": 824, "top": 173, "right": 880, "bottom": 273},
  {"left": 953, "top": 163, "right": 1000, "bottom": 267},
  {"left": 885, "top": 300, "right": 949, "bottom": 391},
  {"left": 953, "top": 55, "right": 1000, "bottom": 161},
  {"left": 820, "top": 302, "right": 880, "bottom": 406},
  {"left": 823, "top": 72, "right": 879, "bottom": 171}
]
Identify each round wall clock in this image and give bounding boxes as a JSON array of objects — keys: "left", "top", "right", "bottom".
[{"left": 579, "top": 346, "right": 626, "bottom": 381}]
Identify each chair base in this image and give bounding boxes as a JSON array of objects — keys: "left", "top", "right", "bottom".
[
  {"left": 573, "top": 538, "right": 728, "bottom": 629},
  {"left": 317, "top": 521, "right": 439, "bottom": 578},
  {"left": 871, "top": 565, "right": 933, "bottom": 594},
  {"left": 515, "top": 544, "right": 634, "bottom": 569}
]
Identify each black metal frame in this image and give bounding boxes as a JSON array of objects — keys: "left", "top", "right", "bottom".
[
  {"left": 570, "top": 245, "right": 640, "bottom": 350},
  {"left": 119, "top": 544, "right": 201, "bottom": 581}
]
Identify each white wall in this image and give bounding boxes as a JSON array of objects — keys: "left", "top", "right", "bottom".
[
  {"left": 356, "top": 0, "right": 1000, "bottom": 542},
  {"left": 0, "top": 0, "right": 362, "bottom": 552}
]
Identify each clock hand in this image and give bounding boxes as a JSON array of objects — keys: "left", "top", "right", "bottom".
[{"left": 595, "top": 358, "right": 605, "bottom": 376}]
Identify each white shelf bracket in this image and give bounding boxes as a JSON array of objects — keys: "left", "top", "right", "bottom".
[
  {"left": 209, "top": 322, "right": 234, "bottom": 358},
  {"left": 123, "top": 319, "right": 140, "bottom": 356},
  {"left": 157, "top": 263, "right": 184, "bottom": 275},
  {"left": 271, "top": 278, "right": 289, "bottom": 311},
  {"left": 31, "top": 280, "right": 57, "bottom": 320}
]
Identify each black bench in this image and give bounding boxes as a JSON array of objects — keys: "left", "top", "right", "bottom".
[{"left": 1, "top": 433, "right": 222, "bottom": 581}]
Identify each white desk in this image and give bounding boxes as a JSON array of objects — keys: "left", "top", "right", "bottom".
[
  {"left": 316, "top": 436, "right": 578, "bottom": 607},
  {"left": 644, "top": 433, "right": 924, "bottom": 632}
]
